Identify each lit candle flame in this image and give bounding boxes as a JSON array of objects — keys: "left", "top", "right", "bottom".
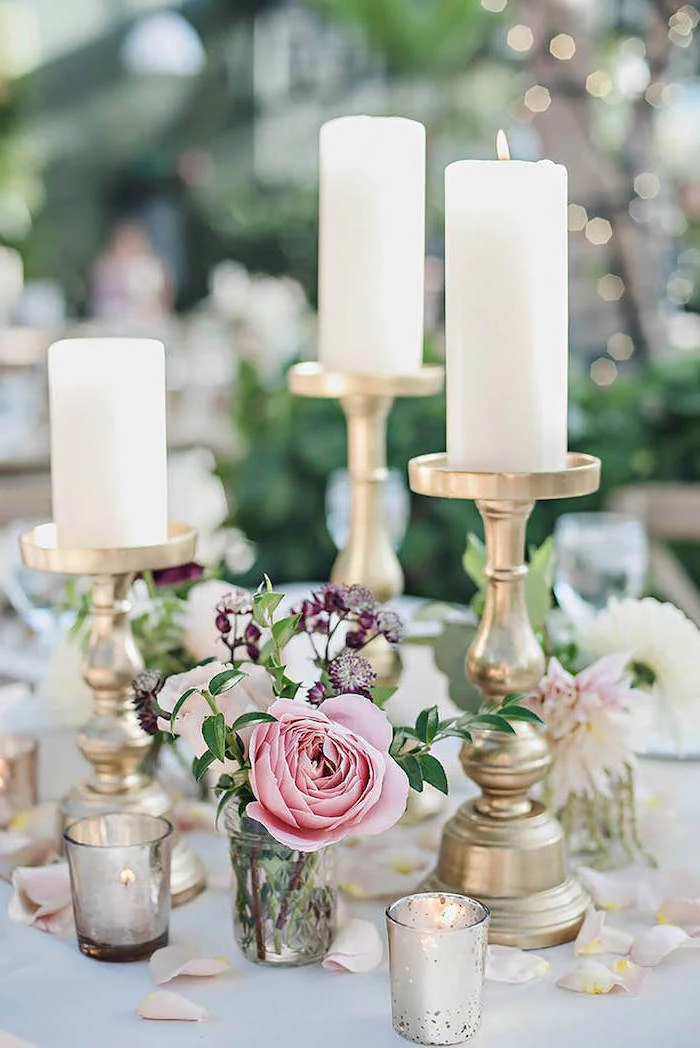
[
  {"left": 496, "top": 129, "right": 511, "bottom": 160},
  {"left": 119, "top": 867, "right": 136, "bottom": 886}
]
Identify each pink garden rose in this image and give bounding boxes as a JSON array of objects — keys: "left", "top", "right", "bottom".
[{"left": 246, "top": 696, "right": 409, "bottom": 851}]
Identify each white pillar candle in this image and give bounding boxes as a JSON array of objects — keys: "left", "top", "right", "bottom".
[
  {"left": 49, "top": 338, "right": 168, "bottom": 548},
  {"left": 318, "top": 115, "right": 426, "bottom": 375},
  {"left": 445, "top": 134, "right": 568, "bottom": 473}
]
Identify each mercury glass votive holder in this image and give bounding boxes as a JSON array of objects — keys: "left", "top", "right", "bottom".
[
  {"left": 386, "top": 892, "right": 490, "bottom": 1046},
  {"left": 0, "top": 734, "right": 38, "bottom": 828},
  {"left": 64, "top": 812, "right": 173, "bottom": 962}
]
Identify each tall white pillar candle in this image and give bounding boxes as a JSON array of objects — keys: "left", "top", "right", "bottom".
[
  {"left": 49, "top": 338, "right": 168, "bottom": 548},
  {"left": 318, "top": 115, "right": 426, "bottom": 374},
  {"left": 445, "top": 138, "right": 568, "bottom": 472}
]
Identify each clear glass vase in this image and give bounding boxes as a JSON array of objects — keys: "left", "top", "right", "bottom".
[
  {"left": 225, "top": 806, "right": 337, "bottom": 967},
  {"left": 558, "top": 766, "right": 655, "bottom": 871}
]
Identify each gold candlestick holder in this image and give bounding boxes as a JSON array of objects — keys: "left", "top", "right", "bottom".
[
  {"left": 19, "top": 523, "right": 206, "bottom": 906},
  {"left": 408, "top": 452, "right": 601, "bottom": 948},
  {"left": 288, "top": 362, "right": 443, "bottom": 682}
]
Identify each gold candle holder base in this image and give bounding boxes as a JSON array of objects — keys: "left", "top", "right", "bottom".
[
  {"left": 409, "top": 452, "right": 601, "bottom": 948},
  {"left": 19, "top": 523, "right": 206, "bottom": 907},
  {"left": 287, "top": 363, "right": 444, "bottom": 604}
]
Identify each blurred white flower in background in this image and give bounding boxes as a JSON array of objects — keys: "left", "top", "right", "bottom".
[{"left": 41, "top": 631, "right": 92, "bottom": 728}]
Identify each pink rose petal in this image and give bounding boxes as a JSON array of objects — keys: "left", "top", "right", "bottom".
[
  {"left": 575, "top": 907, "right": 633, "bottom": 957},
  {"left": 486, "top": 945, "right": 549, "bottom": 983},
  {"left": 630, "top": 924, "right": 691, "bottom": 966},
  {"left": 322, "top": 918, "right": 383, "bottom": 973},
  {"left": 149, "top": 945, "right": 230, "bottom": 985},
  {"left": 137, "top": 991, "right": 208, "bottom": 1022},
  {"left": 8, "top": 864, "right": 73, "bottom": 935},
  {"left": 657, "top": 897, "right": 700, "bottom": 933}
]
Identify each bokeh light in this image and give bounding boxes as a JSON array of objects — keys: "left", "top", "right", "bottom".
[
  {"left": 507, "top": 24, "right": 534, "bottom": 52},
  {"left": 585, "top": 217, "right": 613, "bottom": 245},
  {"left": 633, "top": 171, "right": 661, "bottom": 199},
  {"left": 607, "top": 333, "right": 635, "bottom": 361},
  {"left": 586, "top": 71, "right": 613, "bottom": 98},
  {"left": 590, "top": 358, "right": 618, "bottom": 386},
  {"left": 523, "top": 85, "right": 551, "bottom": 113},
  {"left": 567, "top": 203, "right": 588, "bottom": 232},
  {"left": 668, "top": 274, "right": 694, "bottom": 305},
  {"left": 481, "top": 0, "right": 508, "bottom": 11},
  {"left": 549, "top": 33, "right": 576, "bottom": 60},
  {"left": 597, "top": 274, "right": 625, "bottom": 301}
]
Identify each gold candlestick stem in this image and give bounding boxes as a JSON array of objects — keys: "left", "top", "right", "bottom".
[
  {"left": 409, "top": 453, "right": 601, "bottom": 948},
  {"left": 19, "top": 523, "right": 206, "bottom": 906}
]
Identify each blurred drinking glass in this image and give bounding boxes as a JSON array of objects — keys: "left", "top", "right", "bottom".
[
  {"left": 553, "top": 512, "right": 648, "bottom": 621},
  {"left": 326, "top": 468, "right": 410, "bottom": 552}
]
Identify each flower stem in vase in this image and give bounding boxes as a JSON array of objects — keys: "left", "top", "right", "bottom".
[{"left": 248, "top": 845, "right": 266, "bottom": 962}]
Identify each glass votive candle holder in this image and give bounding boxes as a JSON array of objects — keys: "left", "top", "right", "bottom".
[
  {"left": 64, "top": 812, "right": 173, "bottom": 962},
  {"left": 0, "top": 733, "right": 38, "bottom": 828},
  {"left": 386, "top": 892, "right": 490, "bottom": 1046}
]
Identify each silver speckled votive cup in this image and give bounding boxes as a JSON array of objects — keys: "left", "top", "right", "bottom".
[
  {"left": 64, "top": 812, "right": 172, "bottom": 962},
  {"left": 386, "top": 892, "right": 490, "bottom": 1045}
]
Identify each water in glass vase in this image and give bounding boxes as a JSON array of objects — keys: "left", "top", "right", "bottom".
[{"left": 225, "top": 807, "right": 336, "bottom": 966}]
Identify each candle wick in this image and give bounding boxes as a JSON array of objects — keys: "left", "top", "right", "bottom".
[{"left": 496, "top": 129, "right": 511, "bottom": 161}]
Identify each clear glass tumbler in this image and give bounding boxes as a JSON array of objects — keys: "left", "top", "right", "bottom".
[
  {"left": 386, "top": 892, "right": 490, "bottom": 1045},
  {"left": 64, "top": 812, "right": 172, "bottom": 962},
  {"left": 553, "top": 512, "right": 648, "bottom": 621},
  {"left": 0, "top": 734, "right": 38, "bottom": 828}
]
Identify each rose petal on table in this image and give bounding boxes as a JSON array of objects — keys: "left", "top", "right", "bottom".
[
  {"left": 557, "top": 960, "right": 644, "bottom": 995},
  {"left": 636, "top": 870, "right": 700, "bottom": 915},
  {"left": 574, "top": 907, "right": 633, "bottom": 956},
  {"left": 149, "top": 945, "right": 230, "bottom": 984},
  {"left": 576, "top": 867, "right": 638, "bottom": 911},
  {"left": 7, "top": 864, "right": 73, "bottom": 935},
  {"left": 137, "top": 991, "right": 208, "bottom": 1022},
  {"left": 485, "top": 945, "right": 549, "bottom": 983},
  {"left": 657, "top": 897, "right": 700, "bottom": 933},
  {"left": 630, "top": 924, "right": 691, "bottom": 966},
  {"left": 0, "top": 1032, "right": 39, "bottom": 1047},
  {"left": 322, "top": 919, "right": 383, "bottom": 973}
]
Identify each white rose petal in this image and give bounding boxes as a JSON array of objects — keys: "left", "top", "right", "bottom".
[
  {"left": 486, "top": 945, "right": 549, "bottom": 983},
  {"left": 137, "top": 991, "right": 208, "bottom": 1022},
  {"left": 322, "top": 918, "right": 384, "bottom": 973}
]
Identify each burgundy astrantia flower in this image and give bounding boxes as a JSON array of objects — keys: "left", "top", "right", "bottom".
[
  {"left": 150, "top": 562, "right": 205, "bottom": 587},
  {"left": 328, "top": 652, "right": 376, "bottom": 698},
  {"left": 132, "top": 671, "right": 165, "bottom": 736},
  {"left": 307, "top": 681, "right": 328, "bottom": 707},
  {"left": 344, "top": 585, "right": 377, "bottom": 614},
  {"left": 376, "top": 609, "right": 404, "bottom": 645},
  {"left": 216, "top": 587, "right": 254, "bottom": 616},
  {"left": 214, "top": 588, "right": 260, "bottom": 662}
]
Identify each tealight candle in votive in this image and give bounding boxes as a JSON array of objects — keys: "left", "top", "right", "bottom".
[
  {"left": 64, "top": 812, "right": 172, "bottom": 962},
  {"left": 0, "top": 734, "right": 38, "bottom": 828},
  {"left": 386, "top": 892, "right": 490, "bottom": 1045}
]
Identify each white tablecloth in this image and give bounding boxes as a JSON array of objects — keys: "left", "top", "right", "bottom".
[{"left": 1, "top": 758, "right": 699, "bottom": 1048}]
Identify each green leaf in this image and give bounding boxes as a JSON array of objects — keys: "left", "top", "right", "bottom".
[
  {"left": 415, "top": 705, "right": 440, "bottom": 744},
  {"left": 418, "top": 753, "right": 448, "bottom": 794},
  {"left": 500, "top": 706, "right": 543, "bottom": 725},
  {"left": 202, "top": 712, "right": 227, "bottom": 761},
  {"left": 193, "top": 750, "right": 216, "bottom": 782},
  {"left": 230, "top": 711, "right": 277, "bottom": 732},
  {"left": 429, "top": 621, "right": 482, "bottom": 714},
  {"left": 470, "top": 713, "right": 517, "bottom": 735},
  {"left": 215, "top": 789, "right": 236, "bottom": 828},
  {"left": 271, "top": 613, "right": 302, "bottom": 651},
  {"left": 525, "top": 537, "right": 554, "bottom": 630},
  {"left": 252, "top": 590, "right": 284, "bottom": 628},
  {"left": 194, "top": 656, "right": 219, "bottom": 668},
  {"left": 462, "top": 533, "right": 486, "bottom": 590},
  {"left": 169, "top": 687, "right": 197, "bottom": 731},
  {"left": 209, "top": 668, "right": 244, "bottom": 697},
  {"left": 400, "top": 753, "right": 424, "bottom": 793},
  {"left": 370, "top": 684, "right": 397, "bottom": 709}
]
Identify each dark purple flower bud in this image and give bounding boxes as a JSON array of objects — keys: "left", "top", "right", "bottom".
[
  {"left": 376, "top": 609, "right": 405, "bottom": 645},
  {"left": 150, "top": 562, "right": 205, "bottom": 587},
  {"left": 319, "top": 583, "right": 349, "bottom": 614},
  {"left": 345, "top": 629, "right": 367, "bottom": 649},
  {"left": 245, "top": 622, "right": 261, "bottom": 643},
  {"left": 307, "top": 681, "right": 328, "bottom": 707},
  {"left": 137, "top": 706, "right": 161, "bottom": 736},
  {"left": 357, "top": 609, "right": 376, "bottom": 631},
  {"left": 216, "top": 611, "right": 232, "bottom": 635},
  {"left": 132, "top": 670, "right": 163, "bottom": 708},
  {"left": 246, "top": 643, "right": 261, "bottom": 662},
  {"left": 327, "top": 652, "right": 376, "bottom": 697}
]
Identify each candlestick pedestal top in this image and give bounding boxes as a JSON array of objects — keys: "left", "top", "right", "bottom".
[
  {"left": 408, "top": 453, "right": 601, "bottom": 948},
  {"left": 19, "top": 523, "right": 205, "bottom": 907},
  {"left": 287, "top": 361, "right": 444, "bottom": 400}
]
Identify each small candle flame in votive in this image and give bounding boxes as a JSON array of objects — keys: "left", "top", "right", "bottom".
[
  {"left": 119, "top": 867, "right": 136, "bottom": 886},
  {"left": 496, "top": 129, "right": 511, "bottom": 160}
]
